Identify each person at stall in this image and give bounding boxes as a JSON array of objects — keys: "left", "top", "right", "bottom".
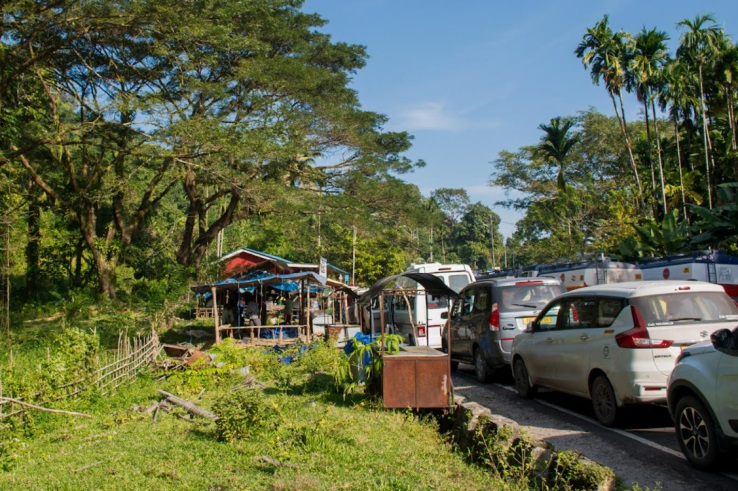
[
  {"left": 244, "top": 294, "right": 261, "bottom": 326},
  {"left": 283, "top": 291, "right": 295, "bottom": 324}
]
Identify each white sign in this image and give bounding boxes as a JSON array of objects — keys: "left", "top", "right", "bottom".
[{"left": 319, "top": 257, "right": 327, "bottom": 277}]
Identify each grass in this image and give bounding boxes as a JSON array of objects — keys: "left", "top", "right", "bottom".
[{"left": 0, "top": 330, "right": 520, "bottom": 491}]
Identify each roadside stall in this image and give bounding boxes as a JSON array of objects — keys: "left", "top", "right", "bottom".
[
  {"left": 190, "top": 271, "right": 348, "bottom": 347},
  {"left": 358, "top": 273, "right": 461, "bottom": 409},
  {"left": 323, "top": 286, "right": 363, "bottom": 345}
]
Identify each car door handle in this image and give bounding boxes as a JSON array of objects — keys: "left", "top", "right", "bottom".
[
  {"left": 580, "top": 334, "right": 590, "bottom": 341},
  {"left": 545, "top": 337, "right": 553, "bottom": 343}
]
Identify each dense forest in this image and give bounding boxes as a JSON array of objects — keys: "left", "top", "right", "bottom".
[{"left": 2, "top": 2, "right": 738, "bottom": 313}]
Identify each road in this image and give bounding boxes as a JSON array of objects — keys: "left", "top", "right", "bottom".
[{"left": 451, "top": 365, "right": 738, "bottom": 490}]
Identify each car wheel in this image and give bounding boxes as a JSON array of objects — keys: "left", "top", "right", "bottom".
[
  {"left": 591, "top": 375, "right": 619, "bottom": 427},
  {"left": 474, "top": 349, "right": 491, "bottom": 383},
  {"left": 675, "top": 396, "right": 723, "bottom": 470},
  {"left": 513, "top": 358, "right": 536, "bottom": 398}
]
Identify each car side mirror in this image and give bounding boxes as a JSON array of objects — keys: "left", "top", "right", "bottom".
[
  {"left": 526, "top": 321, "right": 535, "bottom": 333},
  {"left": 441, "top": 311, "right": 448, "bottom": 320},
  {"left": 711, "top": 328, "right": 738, "bottom": 353}
]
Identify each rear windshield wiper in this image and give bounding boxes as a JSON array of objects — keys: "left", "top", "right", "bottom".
[{"left": 511, "top": 303, "right": 538, "bottom": 309}]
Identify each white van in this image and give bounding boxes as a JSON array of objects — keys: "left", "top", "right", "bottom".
[{"left": 386, "top": 263, "right": 474, "bottom": 348}]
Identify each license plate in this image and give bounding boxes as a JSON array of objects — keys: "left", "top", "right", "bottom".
[{"left": 523, "top": 316, "right": 536, "bottom": 325}]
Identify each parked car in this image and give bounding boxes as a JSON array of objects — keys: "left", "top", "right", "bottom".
[
  {"left": 442, "top": 277, "right": 565, "bottom": 382},
  {"left": 511, "top": 280, "right": 738, "bottom": 426},
  {"left": 667, "top": 326, "right": 738, "bottom": 470}
]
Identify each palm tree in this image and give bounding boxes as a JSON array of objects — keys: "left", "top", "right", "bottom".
[
  {"left": 536, "top": 116, "right": 580, "bottom": 243},
  {"left": 628, "top": 27, "right": 670, "bottom": 215},
  {"left": 659, "top": 59, "right": 700, "bottom": 223},
  {"left": 712, "top": 31, "right": 738, "bottom": 151},
  {"left": 677, "top": 14, "right": 722, "bottom": 208},
  {"left": 576, "top": 15, "right": 643, "bottom": 205},
  {"left": 537, "top": 117, "right": 579, "bottom": 192}
]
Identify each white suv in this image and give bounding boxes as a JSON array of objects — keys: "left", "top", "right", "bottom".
[
  {"left": 511, "top": 281, "right": 738, "bottom": 426},
  {"left": 667, "top": 327, "right": 738, "bottom": 470}
]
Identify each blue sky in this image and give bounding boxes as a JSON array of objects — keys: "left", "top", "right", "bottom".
[{"left": 303, "top": 1, "right": 738, "bottom": 237}]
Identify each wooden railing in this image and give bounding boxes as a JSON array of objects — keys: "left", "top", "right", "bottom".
[{"left": 0, "top": 333, "right": 160, "bottom": 421}]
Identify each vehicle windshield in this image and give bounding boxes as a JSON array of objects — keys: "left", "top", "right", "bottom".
[
  {"left": 629, "top": 292, "right": 738, "bottom": 326},
  {"left": 447, "top": 273, "right": 471, "bottom": 293},
  {"left": 495, "top": 284, "right": 565, "bottom": 312}
]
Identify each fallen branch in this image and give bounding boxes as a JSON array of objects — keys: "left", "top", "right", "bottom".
[
  {"left": 74, "top": 461, "right": 104, "bottom": 472},
  {"left": 0, "top": 397, "right": 91, "bottom": 418},
  {"left": 258, "top": 455, "right": 299, "bottom": 469},
  {"left": 157, "top": 390, "right": 219, "bottom": 421}
]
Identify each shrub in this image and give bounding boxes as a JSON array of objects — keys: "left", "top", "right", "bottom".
[{"left": 213, "top": 388, "right": 273, "bottom": 442}]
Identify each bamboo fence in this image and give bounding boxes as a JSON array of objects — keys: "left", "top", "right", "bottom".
[{"left": 0, "top": 333, "right": 160, "bottom": 421}]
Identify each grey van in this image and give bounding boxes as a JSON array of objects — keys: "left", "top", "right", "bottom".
[{"left": 442, "top": 277, "right": 565, "bottom": 382}]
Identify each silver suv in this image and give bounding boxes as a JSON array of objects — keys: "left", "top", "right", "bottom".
[
  {"left": 442, "top": 277, "right": 565, "bottom": 382},
  {"left": 667, "top": 326, "right": 738, "bottom": 470}
]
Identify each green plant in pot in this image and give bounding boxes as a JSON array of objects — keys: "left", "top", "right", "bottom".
[{"left": 337, "top": 334, "right": 404, "bottom": 397}]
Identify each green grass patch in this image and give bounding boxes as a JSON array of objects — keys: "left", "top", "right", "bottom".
[{"left": 0, "top": 340, "right": 517, "bottom": 490}]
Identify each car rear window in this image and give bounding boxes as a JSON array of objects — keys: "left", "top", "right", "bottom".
[
  {"left": 494, "top": 283, "right": 565, "bottom": 312},
  {"left": 629, "top": 292, "right": 738, "bottom": 326},
  {"left": 447, "top": 273, "right": 471, "bottom": 293}
]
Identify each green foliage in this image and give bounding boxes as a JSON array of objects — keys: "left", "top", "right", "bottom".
[
  {"left": 618, "top": 209, "right": 690, "bottom": 259},
  {"left": 213, "top": 388, "right": 273, "bottom": 442},
  {"left": 336, "top": 334, "right": 403, "bottom": 396},
  {"left": 293, "top": 340, "right": 346, "bottom": 376},
  {"left": 689, "top": 182, "right": 738, "bottom": 248},
  {"left": 163, "top": 365, "right": 234, "bottom": 399}
]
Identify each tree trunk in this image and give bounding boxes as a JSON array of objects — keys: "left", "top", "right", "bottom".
[
  {"left": 651, "top": 101, "right": 667, "bottom": 216},
  {"left": 25, "top": 180, "right": 41, "bottom": 298},
  {"left": 698, "top": 64, "right": 712, "bottom": 208},
  {"left": 643, "top": 98, "right": 656, "bottom": 191},
  {"left": 611, "top": 93, "right": 643, "bottom": 206},
  {"left": 674, "top": 117, "right": 689, "bottom": 224},
  {"left": 176, "top": 168, "right": 243, "bottom": 267},
  {"left": 79, "top": 203, "right": 118, "bottom": 299}
]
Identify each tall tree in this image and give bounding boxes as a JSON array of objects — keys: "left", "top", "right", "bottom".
[
  {"left": 576, "top": 15, "right": 643, "bottom": 205},
  {"left": 536, "top": 117, "right": 580, "bottom": 192},
  {"left": 677, "top": 14, "right": 722, "bottom": 208},
  {"left": 628, "top": 27, "right": 671, "bottom": 215},
  {"left": 430, "top": 188, "right": 470, "bottom": 223},
  {"left": 2, "top": 0, "right": 418, "bottom": 297},
  {"left": 658, "top": 59, "right": 700, "bottom": 221}
]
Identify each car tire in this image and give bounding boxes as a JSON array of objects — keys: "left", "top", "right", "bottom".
[
  {"left": 474, "top": 349, "right": 491, "bottom": 383},
  {"left": 513, "top": 358, "right": 536, "bottom": 398},
  {"left": 591, "top": 375, "right": 619, "bottom": 427},
  {"left": 674, "top": 395, "right": 724, "bottom": 470},
  {"left": 449, "top": 360, "right": 459, "bottom": 372}
]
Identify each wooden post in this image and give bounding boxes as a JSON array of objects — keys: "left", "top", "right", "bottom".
[
  {"left": 306, "top": 280, "right": 311, "bottom": 343},
  {"left": 379, "top": 292, "right": 386, "bottom": 350},
  {"left": 212, "top": 286, "right": 220, "bottom": 344}
]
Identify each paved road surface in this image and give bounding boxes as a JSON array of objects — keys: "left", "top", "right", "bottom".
[{"left": 452, "top": 365, "right": 738, "bottom": 490}]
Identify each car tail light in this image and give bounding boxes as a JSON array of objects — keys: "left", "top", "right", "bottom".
[
  {"left": 417, "top": 325, "right": 426, "bottom": 337},
  {"left": 615, "top": 306, "right": 673, "bottom": 348},
  {"left": 489, "top": 303, "right": 500, "bottom": 332}
]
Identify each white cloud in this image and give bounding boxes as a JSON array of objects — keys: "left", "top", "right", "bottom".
[
  {"left": 398, "top": 102, "right": 462, "bottom": 131},
  {"left": 395, "top": 101, "right": 503, "bottom": 132}
]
